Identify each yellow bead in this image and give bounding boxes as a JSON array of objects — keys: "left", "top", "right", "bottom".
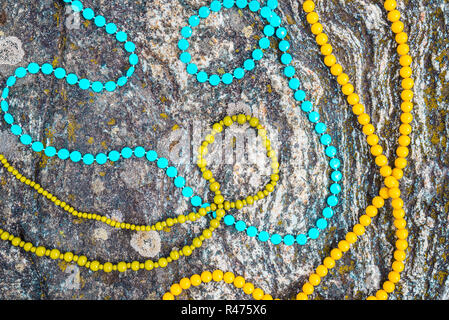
[
  {"left": 324, "top": 54, "right": 336, "bottom": 67},
  {"left": 398, "top": 134, "right": 411, "bottom": 147},
  {"left": 323, "top": 257, "right": 336, "bottom": 269},
  {"left": 170, "top": 284, "right": 182, "bottom": 296},
  {"left": 359, "top": 215, "right": 372, "bottom": 227},
  {"left": 392, "top": 261, "right": 405, "bottom": 273},
  {"left": 388, "top": 9, "right": 401, "bottom": 22},
  {"left": 213, "top": 270, "right": 224, "bottom": 282},
  {"left": 391, "top": 21, "right": 404, "bottom": 34},
  {"left": 303, "top": 0, "right": 315, "bottom": 13},
  {"left": 316, "top": 33, "right": 328, "bottom": 45},
  {"left": 375, "top": 155, "right": 388, "bottom": 167},
  {"left": 243, "top": 282, "right": 255, "bottom": 295},
  {"left": 50, "top": 249, "right": 60, "bottom": 260},
  {"left": 316, "top": 265, "right": 328, "bottom": 277},
  {"left": 233, "top": 276, "right": 245, "bottom": 288},
  {"left": 35, "top": 246, "right": 46, "bottom": 257},
  {"left": 252, "top": 288, "right": 264, "bottom": 300},
  {"left": 302, "top": 282, "right": 314, "bottom": 295},
  {"left": 396, "top": 146, "right": 409, "bottom": 158},
  {"left": 367, "top": 296, "right": 377, "bottom": 300},
  {"left": 370, "top": 144, "right": 383, "bottom": 156},
  {"left": 376, "top": 290, "right": 388, "bottom": 300},
  {"left": 296, "top": 292, "right": 308, "bottom": 300},
  {"left": 210, "top": 219, "right": 220, "bottom": 228},
  {"left": 396, "top": 239, "right": 408, "bottom": 251},
  {"left": 330, "top": 64, "right": 343, "bottom": 76},
  {"left": 190, "top": 274, "right": 202, "bottom": 286},
  {"left": 162, "top": 292, "right": 174, "bottom": 300},
  {"left": 385, "top": 176, "right": 399, "bottom": 188},
  {"left": 89, "top": 261, "right": 100, "bottom": 271},
  {"left": 399, "top": 124, "right": 412, "bottom": 135},
  {"left": 392, "top": 168, "right": 404, "bottom": 180},
  {"left": 330, "top": 248, "right": 342, "bottom": 260},
  {"left": 366, "top": 205, "right": 378, "bottom": 218},
  {"left": 388, "top": 271, "right": 401, "bottom": 283},
  {"left": 235, "top": 200, "right": 243, "bottom": 210},
  {"left": 117, "top": 261, "right": 127, "bottom": 272},
  {"left": 103, "top": 262, "right": 113, "bottom": 273},
  {"left": 212, "top": 123, "right": 223, "bottom": 133},
  {"left": 395, "top": 157, "right": 408, "bottom": 169},
  {"left": 182, "top": 246, "right": 192, "bottom": 256},
  {"left": 394, "top": 249, "right": 406, "bottom": 261},
  {"left": 401, "top": 89, "right": 413, "bottom": 102},
  {"left": 352, "top": 103, "right": 365, "bottom": 115},
  {"left": 389, "top": 187, "right": 401, "bottom": 199},
  {"left": 395, "top": 32, "right": 408, "bottom": 44},
  {"left": 77, "top": 255, "right": 88, "bottom": 266},
  {"left": 210, "top": 181, "right": 220, "bottom": 192},
  {"left": 306, "top": 12, "right": 319, "bottom": 24},
  {"left": 384, "top": 0, "right": 397, "bottom": 11},
  {"left": 180, "top": 278, "right": 191, "bottom": 290},
  {"left": 399, "top": 55, "right": 412, "bottom": 67},
  {"left": 338, "top": 240, "right": 350, "bottom": 252},
  {"left": 345, "top": 232, "right": 357, "bottom": 244},
  {"left": 353, "top": 224, "right": 365, "bottom": 236},
  {"left": 372, "top": 196, "right": 385, "bottom": 208},
  {"left": 358, "top": 113, "right": 370, "bottom": 126},
  {"left": 342, "top": 83, "right": 354, "bottom": 96},
  {"left": 309, "top": 274, "right": 321, "bottom": 286},
  {"left": 320, "top": 43, "right": 332, "bottom": 56},
  {"left": 223, "top": 116, "right": 233, "bottom": 126},
  {"left": 237, "top": 114, "right": 247, "bottom": 124},
  {"left": 396, "top": 229, "right": 409, "bottom": 240},
  {"left": 262, "top": 294, "right": 273, "bottom": 300},
  {"left": 131, "top": 261, "right": 140, "bottom": 271},
  {"left": 347, "top": 93, "right": 359, "bottom": 105},
  {"left": 393, "top": 209, "right": 405, "bottom": 219},
  {"left": 11, "top": 237, "right": 20, "bottom": 247},
  {"left": 223, "top": 272, "right": 235, "bottom": 284},
  {"left": 379, "top": 165, "right": 392, "bottom": 177},
  {"left": 394, "top": 218, "right": 407, "bottom": 229},
  {"left": 201, "top": 271, "right": 212, "bottom": 283},
  {"left": 397, "top": 44, "right": 410, "bottom": 56},
  {"left": 362, "top": 124, "right": 375, "bottom": 136},
  {"left": 400, "top": 67, "right": 412, "bottom": 79},
  {"left": 311, "top": 22, "right": 323, "bottom": 35}
]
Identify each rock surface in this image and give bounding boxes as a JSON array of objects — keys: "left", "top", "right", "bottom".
[{"left": 0, "top": 0, "right": 448, "bottom": 300}]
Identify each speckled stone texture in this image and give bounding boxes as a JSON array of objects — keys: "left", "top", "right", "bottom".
[{"left": 0, "top": 0, "right": 448, "bottom": 300}]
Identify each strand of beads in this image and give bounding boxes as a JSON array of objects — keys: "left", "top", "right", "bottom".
[
  {"left": 162, "top": 270, "right": 274, "bottom": 300},
  {"left": 180, "top": 0, "right": 344, "bottom": 246},
  {"left": 292, "top": 0, "right": 413, "bottom": 300}
]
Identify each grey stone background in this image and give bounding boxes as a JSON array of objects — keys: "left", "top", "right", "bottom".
[{"left": 0, "top": 0, "right": 448, "bottom": 300}]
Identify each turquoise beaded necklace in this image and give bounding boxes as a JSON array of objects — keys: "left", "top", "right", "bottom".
[{"left": 178, "top": 0, "right": 343, "bottom": 246}]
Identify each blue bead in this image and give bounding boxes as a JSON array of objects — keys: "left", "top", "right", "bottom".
[
  {"left": 178, "top": 39, "right": 189, "bottom": 51},
  {"left": 235, "top": 220, "right": 246, "bottom": 232},
  {"left": 31, "top": 141, "right": 44, "bottom": 152},
  {"left": 283, "top": 234, "right": 295, "bottom": 246},
  {"left": 166, "top": 166, "right": 177, "bottom": 178},
  {"left": 210, "top": 1, "right": 222, "bottom": 12},
  {"left": 1, "top": 101, "right": 8, "bottom": 112},
  {"left": 267, "top": 0, "right": 278, "bottom": 9},
  {"left": 330, "top": 183, "right": 341, "bottom": 194},
  {"left": 191, "top": 195, "right": 202, "bottom": 207},
  {"left": 280, "top": 53, "right": 292, "bottom": 65},
  {"left": 223, "top": 0, "right": 234, "bottom": 9},
  {"left": 2, "top": 88, "right": 9, "bottom": 98},
  {"left": 181, "top": 26, "right": 193, "bottom": 38},
  {"left": 157, "top": 157, "right": 168, "bottom": 168},
  {"left": 316, "top": 218, "right": 328, "bottom": 230},
  {"left": 289, "top": 78, "right": 300, "bottom": 90},
  {"left": 269, "top": 15, "right": 281, "bottom": 27},
  {"left": 66, "top": 73, "right": 78, "bottom": 85},
  {"left": 96, "top": 153, "right": 108, "bottom": 165},
  {"left": 134, "top": 146, "right": 146, "bottom": 158},
  {"left": 3, "top": 113, "right": 14, "bottom": 124},
  {"left": 197, "top": 71, "right": 208, "bottom": 83},
  {"left": 308, "top": 228, "right": 319, "bottom": 239},
  {"left": 15, "top": 67, "right": 27, "bottom": 78},
  {"left": 243, "top": 59, "right": 255, "bottom": 71},
  {"left": 105, "top": 23, "right": 117, "bottom": 34},
  {"left": 71, "top": 1, "right": 83, "bottom": 12},
  {"left": 315, "top": 122, "right": 327, "bottom": 134},
  {"left": 91, "top": 81, "right": 103, "bottom": 93},
  {"left": 58, "top": 149, "right": 70, "bottom": 160},
  {"left": 296, "top": 234, "right": 307, "bottom": 245},
  {"left": 41, "top": 63, "right": 53, "bottom": 75},
  {"left": 209, "top": 74, "right": 220, "bottom": 86},
  {"left": 116, "top": 31, "right": 127, "bottom": 42},
  {"left": 117, "top": 76, "right": 128, "bottom": 86},
  {"left": 83, "top": 154, "right": 95, "bottom": 165},
  {"left": 94, "top": 15, "right": 106, "bottom": 27},
  {"left": 279, "top": 40, "right": 290, "bottom": 52},
  {"left": 236, "top": 0, "right": 248, "bottom": 9},
  {"left": 224, "top": 215, "right": 235, "bottom": 226},
  {"left": 284, "top": 66, "right": 295, "bottom": 78},
  {"left": 127, "top": 67, "right": 135, "bottom": 77},
  {"left": 189, "top": 15, "right": 200, "bottom": 27},
  {"left": 121, "top": 147, "right": 133, "bottom": 158},
  {"left": 260, "top": 7, "right": 272, "bottom": 19},
  {"left": 82, "top": 8, "right": 95, "bottom": 20},
  {"left": 263, "top": 25, "right": 275, "bottom": 36},
  {"left": 54, "top": 68, "right": 66, "bottom": 79},
  {"left": 320, "top": 134, "right": 332, "bottom": 145},
  {"left": 259, "top": 37, "right": 270, "bottom": 49},
  {"left": 330, "top": 158, "right": 341, "bottom": 169},
  {"left": 222, "top": 73, "right": 233, "bottom": 85},
  {"left": 270, "top": 234, "right": 282, "bottom": 245},
  {"left": 174, "top": 176, "right": 185, "bottom": 188},
  {"left": 146, "top": 150, "right": 158, "bottom": 161},
  {"left": 325, "top": 146, "right": 337, "bottom": 157},
  {"left": 186, "top": 63, "right": 198, "bottom": 75},
  {"left": 308, "top": 111, "right": 320, "bottom": 123},
  {"left": 11, "top": 125, "right": 22, "bottom": 136},
  {"left": 246, "top": 226, "right": 258, "bottom": 237},
  {"left": 180, "top": 52, "right": 191, "bottom": 63},
  {"left": 44, "top": 146, "right": 57, "bottom": 157},
  {"left": 252, "top": 49, "right": 263, "bottom": 61},
  {"left": 182, "top": 187, "right": 193, "bottom": 197},
  {"left": 234, "top": 68, "right": 245, "bottom": 79},
  {"left": 258, "top": 231, "right": 269, "bottom": 242},
  {"left": 108, "top": 150, "right": 120, "bottom": 162},
  {"left": 249, "top": 1, "right": 260, "bottom": 12},
  {"left": 323, "top": 207, "right": 334, "bottom": 219},
  {"left": 199, "top": 6, "right": 210, "bottom": 18},
  {"left": 27, "top": 63, "right": 40, "bottom": 74},
  {"left": 276, "top": 27, "right": 287, "bottom": 39},
  {"left": 129, "top": 54, "right": 139, "bottom": 65},
  {"left": 20, "top": 135, "right": 32, "bottom": 145},
  {"left": 301, "top": 100, "right": 312, "bottom": 112},
  {"left": 124, "top": 41, "right": 136, "bottom": 53},
  {"left": 105, "top": 81, "right": 117, "bottom": 92},
  {"left": 331, "top": 170, "right": 342, "bottom": 182},
  {"left": 70, "top": 151, "right": 82, "bottom": 162},
  {"left": 327, "top": 195, "right": 338, "bottom": 207},
  {"left": 6, "top": 76, "right": 16, "bottom": 87},
  {"left": 78, "top": 79, "right": 90, "bottom": 90}
]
